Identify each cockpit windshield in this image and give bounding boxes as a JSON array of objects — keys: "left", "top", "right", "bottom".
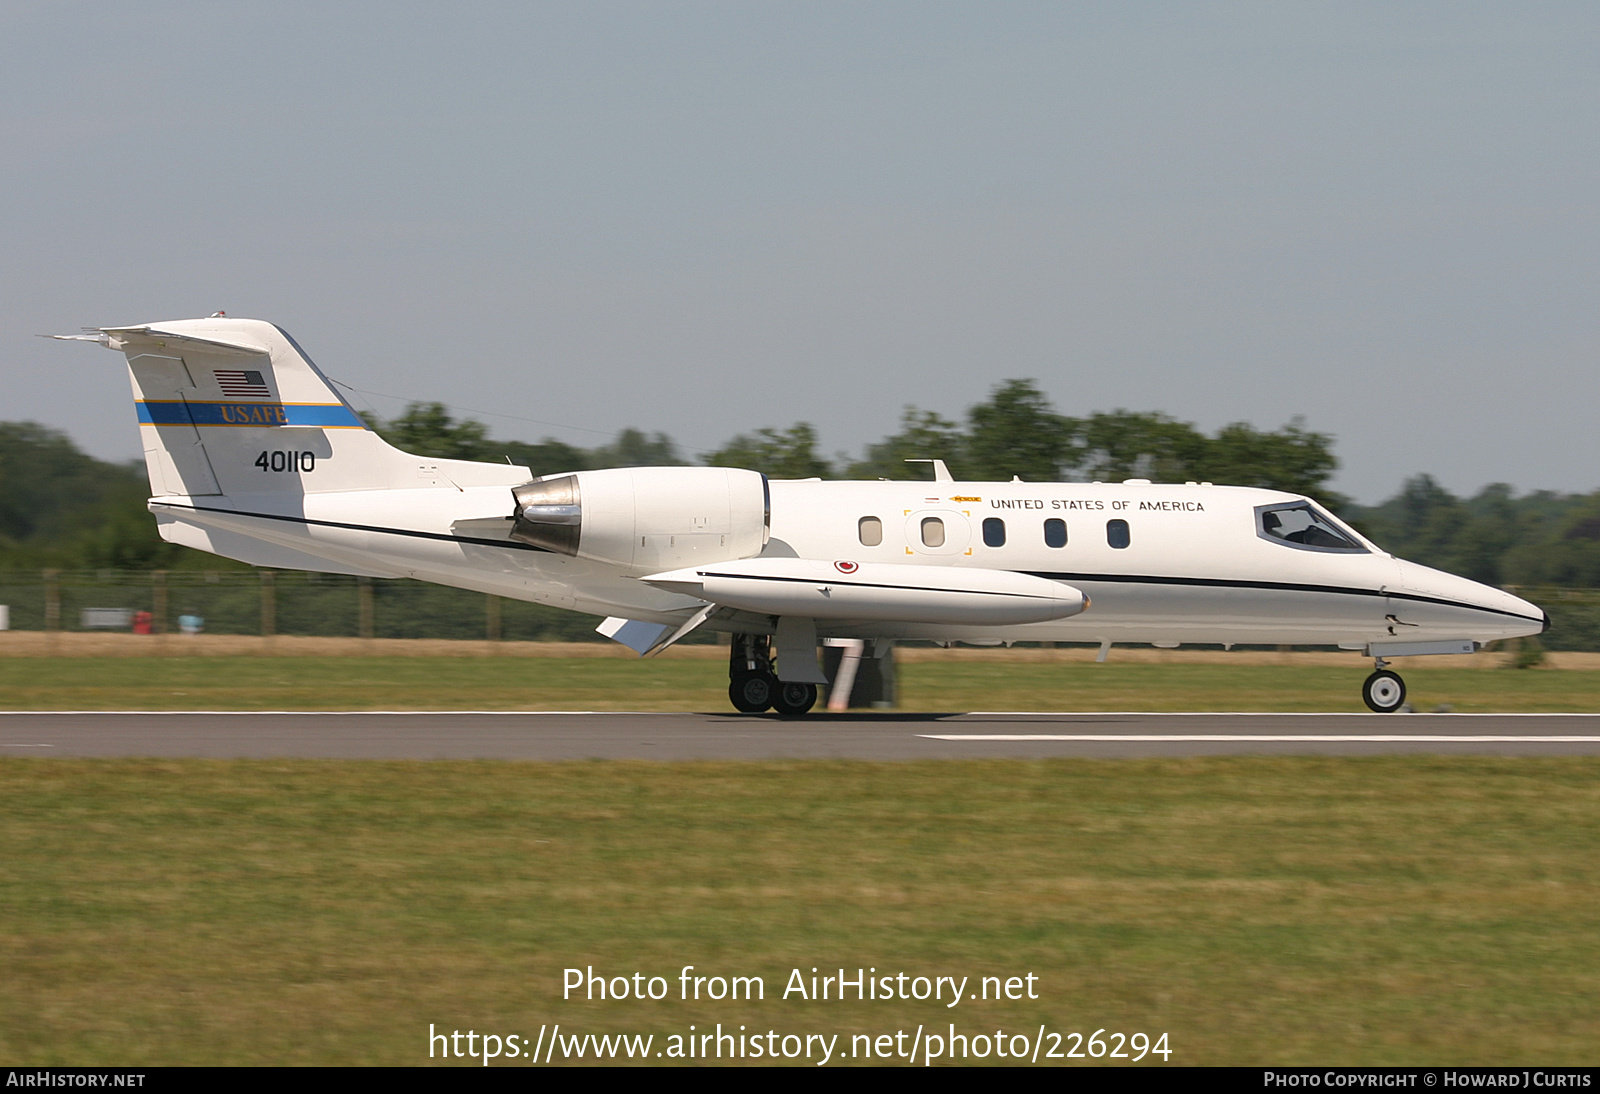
[{"left": 1255, "top": 502, "right": 1366, "bottom": 553}]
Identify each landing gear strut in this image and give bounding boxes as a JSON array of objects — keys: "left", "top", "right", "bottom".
[
  {"left": 728, "top": 632, "right": 818, "bottom": 716},
  {"left": 729, "top": 633, "right": 776, "bottom": 712},
  {"left": 1361, "top": 657, "right": 1407, "bottom": 713}
]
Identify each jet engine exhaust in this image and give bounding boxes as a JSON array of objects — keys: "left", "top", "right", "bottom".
[{"left": 510, "top": 475, "right": 581, "bottom": 555}]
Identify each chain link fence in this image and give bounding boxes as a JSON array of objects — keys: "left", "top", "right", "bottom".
[
  {"left": 0, "top": 570, "right": 641, "bottom": 643},
  {"left": 0, "top": 571, "right": 1591, "bottom": 649}
]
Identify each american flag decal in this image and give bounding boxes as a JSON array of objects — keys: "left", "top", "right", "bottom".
[{"left": 214, "top": 369, "right": 270, "bottom": 398}]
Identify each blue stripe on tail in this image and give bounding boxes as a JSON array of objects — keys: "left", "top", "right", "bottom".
[{"left": 136, "top": 401, "right": 366, "bottom": 428}]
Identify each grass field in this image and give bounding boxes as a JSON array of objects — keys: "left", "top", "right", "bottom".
[
  {"left": 2, "top": 757, "right": 1597, "bottom": 1066},
  {"left": 1, "top": 654, "right": 1598, "bottom": 711},
  {"left": 3, "top": 654, "right": 1596, "bottom": 1066}
]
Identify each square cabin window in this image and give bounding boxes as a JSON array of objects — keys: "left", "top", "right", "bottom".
[
  {"left": 982, "top": 517, "right": 1006, "bottom": 547},
  {"left": 1106, "top": 519, "right": 1130, "bottom": 549},
  {"left": 858, "top": 516, "right": 883, "bottom": 547},
  {"left": 1044, "top": 518, "right": 1067, "bottom": 548}
]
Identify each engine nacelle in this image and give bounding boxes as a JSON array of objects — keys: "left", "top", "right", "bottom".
[{"left": 510, "top": 466, "right": 769, "bottom": 573}]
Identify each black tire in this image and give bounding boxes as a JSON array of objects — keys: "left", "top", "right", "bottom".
[
  {"left": 729, "top": 673, "right": 775, "bottom": 713},
  {"left": 1362, "top": 669, "right": 1406, "bottom": 713},
  {"left": 771, "top": 681, "right": 818, "bottom": 717}
]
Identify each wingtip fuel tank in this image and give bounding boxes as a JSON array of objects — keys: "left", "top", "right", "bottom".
[{"left": 641, "top": 558, "right": 1088, "bottom": 626}]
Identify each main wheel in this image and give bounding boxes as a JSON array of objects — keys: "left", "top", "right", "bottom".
[
  {"left": 729, "top": 673, "right": 775, "bottom": 713},
  {"left": 771, "top": 681, "right": 818, "bottom": 717},
  {"left": 1362, "top": 670, "right": 1406, "bottom": 713}
]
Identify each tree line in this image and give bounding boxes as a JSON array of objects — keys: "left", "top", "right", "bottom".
[
  {"left": 4, "top": 380, "right": 1600, "bottom": 598},
  {"left": 369, "top": 380, "right": 1342, "bottom": 502}
]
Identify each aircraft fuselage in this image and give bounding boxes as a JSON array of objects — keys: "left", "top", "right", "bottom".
[{"left": 152, "top": 476, "right": 1544, "bottom": 651}]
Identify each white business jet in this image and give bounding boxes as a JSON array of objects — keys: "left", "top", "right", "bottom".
[{"left": 58, "top": 317, "right": 1547, "bottom": 715}]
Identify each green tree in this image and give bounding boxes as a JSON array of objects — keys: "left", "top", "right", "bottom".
[
  {"left": 367, "top": 403, "right": 490, "bottom": 461},
  {"left": 707, "top": 423, "right": 832, "bottom": 479},
  {"left": 1503, "top": 492, "right": 1600, "bottom": 587},
  {"left": 1359, "top": 474, "right": 1460, "bottom": 556},
  {"left": 845, "top": 407, "right": 965, "bottom": 479},
  {"left": 1193, "top": 418, "right": 1343, "bottom": 505},
  {"left": 963, "top": 380, "right": 1078, "bottom": 482},
  {"left": 0, "top": 422, "right": 112, "bottom": 544},
  {"left": 1078, "top": 410, "right": 1208, "bottom": 483},
  {"left": 495, "top": 438, "right": 591, "bottom": 478},
  {"left": 1448, "top": 483, "right": 1521, "bottom": 585},
  {"left": 0, "top": 422, "right": 192, "bottom": 569},
  {"left": 72, "top": 475, "right": 190, "bottom": 569},
  {"left": 590, "top": 428, "right": 686, "bottom": 468},
  {"left": 1394, "top": 474, "right": 1459, "bottom": 544}
]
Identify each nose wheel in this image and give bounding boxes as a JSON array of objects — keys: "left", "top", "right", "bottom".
[{"left": 1362, "top": 667, "right": 1407, "bottom": 713}]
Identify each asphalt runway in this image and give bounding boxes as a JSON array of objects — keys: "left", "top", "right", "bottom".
[{"left": 2, "top": 711, "right": 1600, "bottom": 759}]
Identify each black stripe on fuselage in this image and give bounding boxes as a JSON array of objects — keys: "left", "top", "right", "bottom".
[
  {"left": 1023, "top": 570, "right": 1543, "bottom": 624},
  {"left": 152, "top": 501, "right": 549, "bottom": 553},
  {"left": 153, "top": 503, "right": 1542, "bottom": 625},
  {"left": 691, "top": 570, "right": 1063, "bottom": 601}
]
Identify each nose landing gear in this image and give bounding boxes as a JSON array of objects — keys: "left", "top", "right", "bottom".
[{"left": 1361, "top": 657, "right": 1407, "bottom": 713}]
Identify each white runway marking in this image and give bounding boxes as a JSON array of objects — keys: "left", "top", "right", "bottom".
[
  {"left": 965, "top": 711, "right": 1600, "bottom": 718},
  {"left": 0, "top": 710, "right": 609, "bottom": 716},
  {"left": 922, "top": 735, "right": 1600, "bottom": 743},
  {"left": 0, "top": 710, "right": 1596, "bottom": 718}
]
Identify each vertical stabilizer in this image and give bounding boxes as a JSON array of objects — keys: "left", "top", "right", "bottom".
[{"left": 89, "top": 317, "right": 527, "bottom": 502}]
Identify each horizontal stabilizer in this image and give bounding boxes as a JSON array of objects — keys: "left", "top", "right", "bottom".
[{"left": 100, "top": 325, "right": 271, "bottom": 357}]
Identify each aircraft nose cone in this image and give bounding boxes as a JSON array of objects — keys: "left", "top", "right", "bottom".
[{"left": 1391, "top": 559, "right": 1546, "bottom": 642}]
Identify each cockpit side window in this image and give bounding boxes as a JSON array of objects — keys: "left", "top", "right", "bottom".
[{"left": 1255, "top": 502, "right": 1366, "bottom": 553}]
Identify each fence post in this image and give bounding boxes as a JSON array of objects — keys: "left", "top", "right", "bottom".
[
  {"left": 260, "top": 571, "right": 276, "bottom": 645},
  {"left": 43, "top": 569, "right": 60, "bottom": 631},
  {"left": 486, "top": 593, "right": 502, "bottom": 647},
  {"left": 152, "top": 570, "right": 167, "bottom": 635},
  {"left": 358, "top": 577, "right": 375, "bottom": 640}
]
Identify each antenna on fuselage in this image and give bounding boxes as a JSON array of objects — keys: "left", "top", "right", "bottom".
[{"left": 905, "top": 458, "right": 953, "bottom": 482}]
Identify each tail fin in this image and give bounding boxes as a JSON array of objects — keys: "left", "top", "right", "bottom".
[{"left": 89, "top": 317, "right": 527, "bottom": 500}]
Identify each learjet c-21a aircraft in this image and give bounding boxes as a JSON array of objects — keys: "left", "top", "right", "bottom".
[{"left": 57, "top": 316, "right": 1548, "bottom": 715}]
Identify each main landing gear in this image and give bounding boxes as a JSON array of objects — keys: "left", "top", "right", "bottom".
[
  {"left": 1361, "top": 657, "right": 1407, "bottom": 713},
  {"left": 728, "top": 633, "right": 817, "bottom": 716}
]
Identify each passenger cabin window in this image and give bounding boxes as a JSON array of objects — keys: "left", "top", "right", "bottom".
[
  {"left": 1044, "top": 518, "right": 1067, "bottom": 548},
  {"left": 1255, "top": 502, "right": 1365, "bottom": 553},
  {"left": 1106, "top": 519, "right": 1130, "bottom": 549},
  {"left": 921, "top": 517, "right": 946, "bottom": 548},
  {"left": 982, "top": 517, "right": 1006, "bottom": 547},
  {"left": 858, "top": 516, "right": 883, "bottom": 547}
]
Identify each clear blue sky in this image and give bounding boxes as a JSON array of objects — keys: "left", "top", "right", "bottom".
[{"left": 3, "top": 2, "right": 1596, "bottom": 502}]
